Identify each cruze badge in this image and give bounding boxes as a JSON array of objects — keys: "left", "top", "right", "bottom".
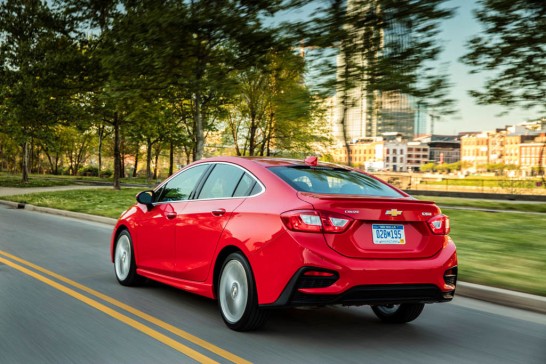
[{"left": 386, "top": 209, "right": 403, "bottom": 217}]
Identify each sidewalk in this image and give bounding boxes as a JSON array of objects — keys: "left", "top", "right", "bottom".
[{"left": 1, "top": 185, "right": 545, "bottom": 315}]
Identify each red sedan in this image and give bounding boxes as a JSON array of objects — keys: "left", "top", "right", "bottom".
[{"left": 111, "top": 156, "right": 457, "bottom": 331}]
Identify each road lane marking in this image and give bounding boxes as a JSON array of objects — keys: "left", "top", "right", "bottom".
[
  {"left": 0, "top": 250, "right": 251, "bottom": 364},
  {"left": 0, "top": 255, "right": 217, "bottom": 364}
]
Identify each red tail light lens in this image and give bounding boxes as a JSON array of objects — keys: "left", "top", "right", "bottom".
[
  {"left": 281, "top": 210, "right": 353, "bottom": 234},
  {"left": 428, "top": 214, "right": 450, "bottom": 235}
]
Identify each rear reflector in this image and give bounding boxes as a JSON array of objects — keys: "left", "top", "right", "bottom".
[
  {"left": 303, "top": 270, "right": 336, "bottom": 277},
  {"left": 281, "top": 210, "right": 353, "bottom": 233}
]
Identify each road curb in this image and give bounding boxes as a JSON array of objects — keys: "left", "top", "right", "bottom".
[
  {"left": 0, "top": 200, "right": 118, "bottom": 226},
  {"left": 456, "top": 282, "right": 546, "bottom": 314},
  {"left": 2, "top": 199, "right": 545, "bottom": 314}
]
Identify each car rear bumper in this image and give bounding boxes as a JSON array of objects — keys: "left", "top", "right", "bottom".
[
  {"left": 258, "top": 238, "right": 458, "bottom": 308},
  {"left": 265, "top": 274, "right": 455, "bottom": 308}
]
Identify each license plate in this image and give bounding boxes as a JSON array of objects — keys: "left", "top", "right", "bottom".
[{"left": 372, "top": 224, "right": 406, "bottom": 245}]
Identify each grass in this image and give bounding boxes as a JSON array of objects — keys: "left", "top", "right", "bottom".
[
  {"left": 2, "top": 188, "right": 141, "bottom": 219},
  {"left": 0, "top": 174, "right": 77, "bottom": 188},
  {"left": 414, "top": 195, "right": 546, "bottom": 213},
  {"left": 2, "top": 189, "right": 545, "bottom": 296},
  {"left": 0, "top": 172, "right": 158, "bottom": 188},
  {"left": 445, "top": 208, "right": 546, "bottom": 297}
]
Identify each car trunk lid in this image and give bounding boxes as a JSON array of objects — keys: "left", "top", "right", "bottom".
[{"left": 297, "top": 192, "right": 445, "bottom": 259}]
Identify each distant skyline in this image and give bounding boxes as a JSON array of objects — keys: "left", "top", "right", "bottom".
[{"left": 434, "top": 0, "right": 542, "bottom": 135}]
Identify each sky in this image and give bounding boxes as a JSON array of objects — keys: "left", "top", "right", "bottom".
[{"left": 424, "top": 0, "right": 541, "bottom": 135}]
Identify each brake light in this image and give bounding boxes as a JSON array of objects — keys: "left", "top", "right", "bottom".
[
  {"left": 428, "top": 214, "right": 450, "bottom": 235},
  {"left": 281, "top": 210, "right": 353, "bottom": 234},
  {"left": 304, "top": 156, "right": 318, "bottom": 166}
]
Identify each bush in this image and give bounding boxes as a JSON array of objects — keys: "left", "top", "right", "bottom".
[
  {"left": 78, "top": 166, "right": 99, "bottom": 177},
  {"left": 100, "top": 169, "right": 113, "bottom": 178}
]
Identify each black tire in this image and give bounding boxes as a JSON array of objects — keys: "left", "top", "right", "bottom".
[
  {"left": 372, "top": 303, "right": 425, "bottom": 323},
  {"left": 114, "top": 230, "right": 143, "bottom": 286},
  {"left": 217, "top": 252, "right": 268, "bottom": 331}
]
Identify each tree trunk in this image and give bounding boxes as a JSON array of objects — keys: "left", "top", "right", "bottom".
[
  {"left": 21, "top": 141, "right": 29, "bottom": 183},
  {"left": 153, "top": 144, "right": 161, "bottom": 180},
  {"left": 248, "top": 113, "right": 258, "bottom": 156},
  {"left": 113, "top": 113, "right": 121, "bottom": 190},
  {"left": 98, "top": 124, "right": 104, "bottom": 177},
  {"left": 120, "top": 132, "right": 126, "bottom": 179},
  {"left": 146, "top": 138, "right": 153, "bottom": 181},
  {"left": 194, "top": 92, "right": 204, "bottom": 160},
  {"left": 169, "top": 141, "right": 174, "bottom": 176},
  {"left": 132, "top": 144, "right": 139, "bottom": 178}
]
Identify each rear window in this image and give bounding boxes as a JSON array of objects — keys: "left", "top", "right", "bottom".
[{"left": 269, "top": 166, "right": 403, "bottom": 198}]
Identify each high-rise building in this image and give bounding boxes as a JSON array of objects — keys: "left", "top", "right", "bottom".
[{"left": 334, "top": 0, "right": 422, "bottom": 144}]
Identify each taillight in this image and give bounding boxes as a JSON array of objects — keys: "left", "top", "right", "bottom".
[
  {"left": 281, "top": 210, "right": 353, "bottom": 234},
  {"left": 428, "top": 214, "right": 450, "bottom": 235}
]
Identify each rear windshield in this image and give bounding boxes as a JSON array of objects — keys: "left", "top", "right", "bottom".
[{"left": 269, "top": 166, "right": 403, "bottom": 198}]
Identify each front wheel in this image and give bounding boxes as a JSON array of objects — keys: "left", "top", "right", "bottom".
[
  {"left": 372, "top": 303, "right": 425, "bottom": 323},
  {"left": 114, "top": 230, "right": 143, "bottom": 286},
  {"left": 218, "top": 252, "right": 268, "bottom": 331}
]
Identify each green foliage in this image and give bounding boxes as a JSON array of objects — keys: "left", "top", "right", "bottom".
[
  {"left": 301, "top": 0, "right": 455, "bottom": 108},
  {"left": 461, "top": 0, "right": 546, "bottom": 113},
  {"left": 420, "top": 162, "right": 436, "bottom": 172}
]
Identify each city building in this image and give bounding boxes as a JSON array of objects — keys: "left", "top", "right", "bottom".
[
  {"left": 333, "top": 0, "right": 424, "bottom": 144},
  {"left": 406, "top": 141, "right": 430, "bottom": 172},
  {"left": 460, "top": 119, "right": 546, "bottom": 175}
]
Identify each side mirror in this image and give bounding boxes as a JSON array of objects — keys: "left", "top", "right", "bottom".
[{"left": 136, "top": 190, "right": 154, "bottom": 211}]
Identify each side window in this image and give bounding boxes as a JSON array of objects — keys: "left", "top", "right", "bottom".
[
  {"left": 249, "top": 182, "right": 263, "bottom": 196},
  {"left": 198, "top": 164, "right": 244, "bottom": 199},
  {"left": 157, "top": 164, "right": 209, "bottom": 202},
  {"left": 233, "top": 173, "right": 257, "bottom": 197}
]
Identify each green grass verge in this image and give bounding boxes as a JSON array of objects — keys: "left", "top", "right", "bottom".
[
  {"left": 0, "top": 172, "right": 159, "bottom": 188},
  {"left": 2, "top": 189, "right": 545, "bottom": 296},
  {"left": 414, "top": 195, "right": 546, "bottom": 213},
  {"left": 2, "top": 188, "right": 141, "bottom": 219},
  {"left": 0, "top": 174, "right": 76, "bottom": 188},
  {"left": 445, "top": 208, "right": 546, "bottom": 297}
]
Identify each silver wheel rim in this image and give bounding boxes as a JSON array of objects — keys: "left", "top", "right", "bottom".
[
  {"left": 115, "top": 234, "right": 131, "bottom": 281},
  {"left": 219, "top": 260, "right": 248, "bottom": 324},
  {"left": 377, "top": 304, "right": 400, "bottom": 315}
]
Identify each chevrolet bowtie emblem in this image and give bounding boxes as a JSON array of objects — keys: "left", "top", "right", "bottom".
[{"left": 386, "top": 209, "right": 403, "bottom": 217}]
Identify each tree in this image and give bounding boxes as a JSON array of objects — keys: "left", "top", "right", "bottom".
[
  {"left": 461, "top": 0, "right": 546, "bottom": 114},
  {"left": 0, "top": 0, "right": 74, "bottom": 182},
  {"left": 224, "top": 50, "right": 322, "bottom": 156},
  {"left": 297, "top": 0, "right": 455, "bottom": 165}
]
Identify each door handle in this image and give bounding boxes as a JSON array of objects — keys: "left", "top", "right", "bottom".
[
  {"left": 165, "top": 211, "right": 177, "bottom": 220},
  {"left": 211, "top": 208, "right": 226, "bottom": 217}
]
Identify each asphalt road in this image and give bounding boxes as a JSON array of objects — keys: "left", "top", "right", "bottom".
[{"left": 1, "top": 204, "right": 545, "bottom": 364}]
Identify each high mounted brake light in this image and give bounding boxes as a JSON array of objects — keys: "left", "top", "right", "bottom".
[{"left": 304, "top": 156, "right": 318, "bottom": 166}]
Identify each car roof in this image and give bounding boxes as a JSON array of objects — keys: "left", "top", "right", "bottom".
[{"left": 199, "top": 156, "right": 350, "bottom": 169}]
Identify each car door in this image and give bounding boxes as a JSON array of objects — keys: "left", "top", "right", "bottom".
[
  {"left": 136, "top": 164, "right": 211, "bottom": 277},
  {"left": 172, "top": 163, "right": 250, "bottom": 282}
]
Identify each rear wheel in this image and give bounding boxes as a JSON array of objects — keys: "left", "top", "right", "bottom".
[
  {"left": 372, "top": 303, "right": 425, "bottom": 323},
  {"left": 114, "top": 230, "right": 143, "bottom": 286},
  {"left": 218, "top": 252, "right": 268, "bottom": 331}
]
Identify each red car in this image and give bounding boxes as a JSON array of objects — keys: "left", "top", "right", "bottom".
[{"left": 111, "top": 156, "right": 457, "bottom": 331}]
